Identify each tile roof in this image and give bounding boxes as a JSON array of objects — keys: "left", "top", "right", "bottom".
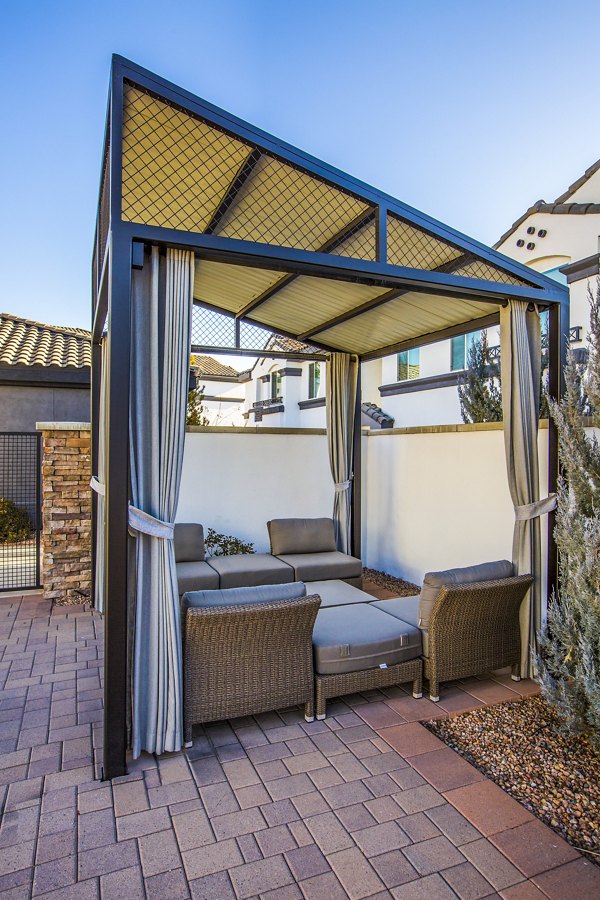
[
  {"left": 0, "top": 313, "right": 91, "bottom": 369},
  {"left": 191, "top": 354, "right": 240, "bottom": 378},
  {"left": 554, "top": 157, "right": 600, "bottom": 203},
  {"left": 264, "top": 334, "right": 318, "bottom": 354}
]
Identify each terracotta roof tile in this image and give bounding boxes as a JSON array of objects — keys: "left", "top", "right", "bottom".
[
  {"left": 191, "top": 354, "right": 240, "bottom": 377},
  {"left": 0, "top": 313, "right": 91, "bottom": 369}
]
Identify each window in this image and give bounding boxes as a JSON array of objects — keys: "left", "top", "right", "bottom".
[
  {"left": 451, "top": 330, "right": 481, "bottom": 371},
  {"left": 308, "top": 362, "right": 321, "bottom": 399},
  {"left": 397, "top": 348, "right": 420, "bottom": 382},
  {"left": 270, "top": 370, "right": 282, "bottom": 400}
]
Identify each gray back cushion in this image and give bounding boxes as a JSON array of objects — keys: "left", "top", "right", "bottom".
[
  {"left": 268, "top": 518, "right": 337, "bottom": 556},
  {"left": 174, "top": 523, "right": 205, "bottom": 563},
  {"left": 419, "top": 559, "right": 514, "bottom": 628},
  {"left": 182, "top": 581, "right": 307, "bottom": 616}
]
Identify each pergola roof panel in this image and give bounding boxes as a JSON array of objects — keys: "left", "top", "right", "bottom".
[
  {"left": 313, "top": 292, "right": 499, "bottom": 355},
  {"left": 246, "top": 276, "right": 385, "bottom": 336},
  {"left": 193, "top": 259, "right": 285, "bottom": 313}
]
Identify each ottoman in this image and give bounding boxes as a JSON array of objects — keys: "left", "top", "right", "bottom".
[
  {"left": 312, "top": 604, "right": 423, "bottom": 718},
  {"left": 304, "top": 579, "right": 374, "bottom": 608}
]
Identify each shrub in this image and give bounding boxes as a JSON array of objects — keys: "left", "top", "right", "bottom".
[
  {"left": 0, "top": 498, "right": 32, "bottom": 543},
  {"left": 205, "top": 528, "right": 254, "bottom": 557},
  {"left": 539, "top": 280, "right": 600, "bottom": 750}
]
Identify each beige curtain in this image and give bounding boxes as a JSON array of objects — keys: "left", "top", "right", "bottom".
[
  {"left": 500, "top": 300, "right": 555, "bottom": 676},
  {"left": 91, "top": 334, "right": 108, "bottom": 615},
  {"left": 326, "top": 353, "right": 358, "bottom": 554},
  {"left": 129, "top": 246, "right": 194, "bottom": 757}
]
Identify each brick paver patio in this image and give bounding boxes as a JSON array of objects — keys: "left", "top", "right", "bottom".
[{"left": 1, "top": 593, "right": 598, "bottom": 899}]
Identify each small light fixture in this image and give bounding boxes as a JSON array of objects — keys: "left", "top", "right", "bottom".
[
  {"left": 538, "top": 229, "right": 547, "bottom": 237},
  {"left": 527, "top": 226, "right": 535, "bottom": 234},
  {"left": 526, "top": 242, "right": 535, "bottom": 250},
  {"left": 516, "top": 239, "right": 525, "bottom": 247}
]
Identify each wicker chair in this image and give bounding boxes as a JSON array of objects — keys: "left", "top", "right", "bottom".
[
  {"left": 182, "top": 591, "right": 321, "bottom": 742},
  {"left": 422, "top": 575, "right": 534, "bottom": 700}
]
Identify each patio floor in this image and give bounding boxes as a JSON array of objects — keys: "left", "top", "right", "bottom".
[{"left": 1, "top": 592, "right": 598, "bottom": 899}]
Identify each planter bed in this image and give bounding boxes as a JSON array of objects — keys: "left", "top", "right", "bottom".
[
  {"left": 427, "top": 694, "right": 599, "bottom": 859},
  {"left": 362, "top": 566, "right": 419, "bottom": 596}
]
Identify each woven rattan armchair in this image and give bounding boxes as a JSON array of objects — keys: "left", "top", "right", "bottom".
[
  {"left": 424, "top": 575, "right": 533, "bottom": 700},
  {"left": 183, "top": 593, "right": 321, "bottom": 742}
]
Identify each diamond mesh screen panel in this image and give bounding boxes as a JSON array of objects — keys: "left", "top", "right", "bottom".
[
  {"left": 122, "top": 84, "right": 252, "bottom": 232},
  {"left": 215, "top": 154, "right": 371, "bottom": 251},
  {"left": 122, "top": 84, "right": 373, "bottom": 255},
  {"left": 330, "top": 213, "right": 377, "bottom": 261},
  {"left": 192, "top": 306, "right": 236, "bottom": 348},
  {"left": 0, "top": 433, "right": 40, "bottom": 591},
  {"left": 387, "top": 214, "right": 531, "bottom": 286},
  {"left": 239, "top": 320, "right": 272, "bottom": 351}
]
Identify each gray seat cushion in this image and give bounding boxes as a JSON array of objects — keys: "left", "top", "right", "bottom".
[
  {"left": 419, "top": 560, "right": 514, "bottom": 628},
  {"left": 276, "top": 551, "right": 362, "bottom": 583},
  {"left": 305, "top": 579, "right": 372, "bottom": 608},
  {"left": 176, "top": 560, "right": 219, "bottom": 595},
  {"left": 207, "top": 553, "right": 294, "bottom": 589},
  {"left": 268, "top": 518, "right": 336, "bottom": 556},
  {"left": 182, "top": 581, "right": 307, "bottom": 616},
  {"left": 174, "top": 523, "right": 205, "bottom": 562},
  {"left": 371, "top": 596, "right": 429, "bottom": 656},
  {"left": 312, "top": 604, "right": 422, "bottom": 675}
]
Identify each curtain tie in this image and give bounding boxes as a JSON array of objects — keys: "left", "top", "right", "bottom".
[
  {"left": 334, "top": 480, "right": 351, "bottom": 492},
  {"left": 514, "top": 494, "right": 557, "bottom": 521},
  {"left": 90, "top": 476, "right": 105, "bottom": 496},
  {"left": 128, "top": 505, "right": 174, "bottom": 539}
]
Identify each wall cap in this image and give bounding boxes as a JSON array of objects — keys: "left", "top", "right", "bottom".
[
  {"left": 36, "top": 421, "right": 91, "bottom": 431},
  {"left": 186, "top": 425, "right": 326, "bottom": 435}
]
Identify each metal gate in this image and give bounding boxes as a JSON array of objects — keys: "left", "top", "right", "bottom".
[{"left": 0, "top": 433, "right": 41, "bottom": 591}]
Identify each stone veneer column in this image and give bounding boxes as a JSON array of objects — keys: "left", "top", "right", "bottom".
[{"left": 36, "top": 422, "right": 92, "bottom": 603}]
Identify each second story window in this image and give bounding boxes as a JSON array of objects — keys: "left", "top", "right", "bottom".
[
  {"left": 451, "top": 331, "right": 481, "bottom": 371},
  {"left": 308, "top": 362, "right": 321, "bottom": 399},
  {"left": 271, "top": 370, "right": 282, "bottom": 400},
  {"left": 397, "top": 348, "right": 420, "bottom": 382}
]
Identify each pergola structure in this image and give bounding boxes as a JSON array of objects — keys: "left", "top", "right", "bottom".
[{"left": 92, "top": 56, "right": 569, "bottom": 779}]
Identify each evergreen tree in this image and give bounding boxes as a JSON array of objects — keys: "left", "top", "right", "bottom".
[
  {"left": 458, "top": 330, "right": 503, "bottom": 423},
  {"left": 539, "top": 281, "right": 600, "bottom": 750},
  {"left": 186, "top": 384, "right": 210, "bottom": 427}
]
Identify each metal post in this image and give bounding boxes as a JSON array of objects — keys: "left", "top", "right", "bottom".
[
  {"left": 547, "top": 298, "right": 569, "bottom": 604},
  {"left": 351, "top": 361, "right": 362, "bottom": 560}
]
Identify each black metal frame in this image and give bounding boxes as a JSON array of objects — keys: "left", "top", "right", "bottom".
[
  {"left": 0, "top": 432, "right": 42, "bottom": 593},
  {"left": 93, "top": 55, "right": 570, "bottom": 780}
]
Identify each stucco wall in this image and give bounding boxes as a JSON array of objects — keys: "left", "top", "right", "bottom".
[
  {"left": 178, "top": 424, "right": 552, "bottom": 590},
  {"left": 0, "top": 385, "right": 90, "bottom": 432}
]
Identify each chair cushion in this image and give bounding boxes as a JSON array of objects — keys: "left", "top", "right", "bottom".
[
  {"left": 207, "top": 553, "right": 294, "bottom": 589},
  {"left": 268, "top": 518, "right": 336, "bottom": 555},
  {"left": 372, "top": 596, "right": 429, "bottom": 656},
  {"left": 313, "top": 604, "right": 422, "bottom": 675},
  {"left": 277, "top": 551, "right": 362, "bottom": 583},
  {"left": 182, "top": 581, "right": 307, "bottom": 616},
  {"left": 176, "top": 560, "right": 219, "bottom": 595},
  {"left": 419, "top": 560, "right": 514, "bottom": 628},
  {"left": 174, "top": 523, "right": 205, "bottom": 562},
  {"left": 305, "top": 579, "right": 373, "bottom": 608}
]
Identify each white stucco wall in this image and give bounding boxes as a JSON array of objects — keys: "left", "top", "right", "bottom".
[
  {"left": 177, "top": 429, "right": 332, "bottom": 552},
  {"left": 178, "top": 424, "right": 554, "bottom": 591}
]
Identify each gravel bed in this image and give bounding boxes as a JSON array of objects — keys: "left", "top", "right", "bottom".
[
  {"left": 427, "top": 695, "right": 600, "bottom": 858},
  {"left": 362, "top": 567, "right": 419, "bottom": 596}
]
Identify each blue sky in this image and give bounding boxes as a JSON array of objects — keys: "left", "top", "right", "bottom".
[{"left": 2, "top": 0, "right": 599, "bottom": 330}]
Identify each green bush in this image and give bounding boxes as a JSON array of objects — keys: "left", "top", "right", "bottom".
[
  {"left": 205, "top": 527, "right": 254, "bottom": 557},
  {"left": 0, "top": 498, "right": 32, "bottom": 543}
]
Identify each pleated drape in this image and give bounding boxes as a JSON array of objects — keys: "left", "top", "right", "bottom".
[
  {"left": 500, "top": 300, "right": 555, "bottom": 676},
  {"left": 129, "top": 246, "right": 194, "bottom": 757},
  {"left": 326, "top": 353, "right": 358, "bottom": 554}
]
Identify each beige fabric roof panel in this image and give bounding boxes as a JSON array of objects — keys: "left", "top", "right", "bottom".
[
  {"left": 246, "top": 276, "right": 386, "bottom": 335},
  {"left": 193, "top": 260, "right": 287, "bottom": 313},
  {"left": 214, "top": 154, "right": 371, "bottom": 251},
  {"left": 313, "top": 292, "right": 499, "bottom": 355}
]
